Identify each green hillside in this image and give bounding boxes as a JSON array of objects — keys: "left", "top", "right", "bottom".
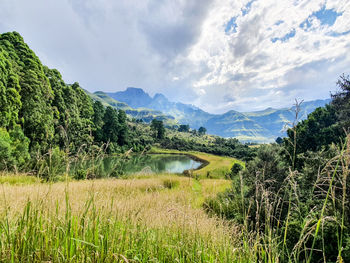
[
  {"left": 103, "top": 88, "right": 330, "bottom": 142},
  {"left": 88, "top": 90, "right": 177, "bottom": 126}
]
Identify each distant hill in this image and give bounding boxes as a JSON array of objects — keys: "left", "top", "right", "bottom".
[
  {"left": 86, "top": 90, "right": 177, "bottom": 125},
  {"left": 98, "top": 88, "right": 331, "bottom": 143}
]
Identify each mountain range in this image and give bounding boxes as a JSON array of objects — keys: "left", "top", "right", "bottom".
[{"left": 89, "top": 87, "right": 331, "bottom": 143}]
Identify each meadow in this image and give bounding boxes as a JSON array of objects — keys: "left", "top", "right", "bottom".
[{"left": 0, "top": 174, "right": 251, "bottom": 262}]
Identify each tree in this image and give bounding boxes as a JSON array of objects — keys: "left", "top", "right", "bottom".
[
  {"left": 92, "top": 101, "right": 105, "bottom": 142},
  {"left": 0, "top": 32, "right": 55, "bottom": 151},
  {"left": 275, "top": 137, "right": 283, "bottom": 144},
  {"left": 178, "top": 124, "right": 190, "bottom": 132},
  {"left": 117, "top": 109, "right": 128, "bottom": 146},
  {"left": 0, "top": 48, "right": 21, "bottom": 129},
  {"left": 151, "top": 119, "right": 165, "bottom": 139},
  {"left": 331, "top": 74, "right": 350, "bottom": 131},
  {"left": 230, "top": 163, "right": 243, "bottom": 178},
  {"left": 102, "top": 107, "right": 119, "bottom": 144},
  {"left": 198, "top": 126, "right": 207, "bottom": 136},
  {"left": 285, "top": 104, "right": 341, "bottom": 157},
  {"left": 45, "top": 67, "right": 94, "bottom": 152},
  {"left": 0, "top": 126, "right": 29, "bottom": 170}
]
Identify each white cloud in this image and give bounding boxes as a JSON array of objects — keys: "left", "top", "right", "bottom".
[
  {"left": 170, "top": 0, "right": 350, "bottom": 112},
  {"left": 0, "top": 0, "right": 349, "bottom": 113}
]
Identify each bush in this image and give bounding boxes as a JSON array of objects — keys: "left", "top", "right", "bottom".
[
  {"left": 229, "top": 163, "right": 243, "bottom": 179},
  {"left": 162, "top": 178, "right": 180, "bottom": 189}
]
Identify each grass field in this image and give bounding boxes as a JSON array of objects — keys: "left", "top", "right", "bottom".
[
  {"left": 0, "top": 174, "right": 253, "bottom": 262},
  {"left": 149, "top": 147, "right": 244, "bottom": 179}
]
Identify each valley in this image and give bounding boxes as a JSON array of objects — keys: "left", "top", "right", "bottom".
[{"left": 93, "top": 88, "right": 330, "bottom": 142}]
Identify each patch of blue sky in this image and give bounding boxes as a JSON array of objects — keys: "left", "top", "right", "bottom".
[
  {"left": 329, "top": 30, "right": 350, "bottom": 37},
  {"left": 314, "top": 6, "right": 342, "bottom": 26},
  {"left": 225, "top": 17, "right": 237, "bottom": 34},
  {"left": 241, "top": 0, "right": 256, "bottom": 16},
  {"left": 275, "top": 20, "right": 284, "bottom": 26},
  {"left": 271, "top": 29, "right": 296, "bottom": 43},
  {"left": 300, "top": 6, "right": 342, "bottom": 30}
]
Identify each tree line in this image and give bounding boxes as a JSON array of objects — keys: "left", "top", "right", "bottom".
[{"left": 0, "top": 32, "right": 148, "bottom": 172}]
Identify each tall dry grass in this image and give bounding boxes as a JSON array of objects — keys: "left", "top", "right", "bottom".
[{"left": 0, "top": 175, "right": 247, "bottom": 262}]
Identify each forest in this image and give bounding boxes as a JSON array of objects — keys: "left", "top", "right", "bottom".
[{"left": 0, "top": 31, "right": 350, "bottom": 262}]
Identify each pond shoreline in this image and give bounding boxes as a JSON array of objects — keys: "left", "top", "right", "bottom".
[{"left": 147, "top": 152, "right": 210, "bottom": 172}]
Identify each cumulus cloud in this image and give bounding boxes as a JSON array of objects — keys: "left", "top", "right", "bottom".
[
  {"left": 185, "top": 0, "right": 350, "bottom": 112},
  {"left": 0, "top": 0, "right": 349, "bottom": 113}
]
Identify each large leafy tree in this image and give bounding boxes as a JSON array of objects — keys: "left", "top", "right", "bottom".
[
  {"left": 117, "top": 109, "right": 128, "bottom": 146},
  {"left": 198, "top": 126, "right": 207, "bottom": 136},
  {"left": 151, "top": 119, "right": 165, "bottom": 139},
  {"left": 331, "top": 74, "right": 350, "bottom": 130},
  {"left": 286, "top": 104, "right": 341, "bottom": 155},
  {"left": 102, "top": 106, "right": 119, "bottom": 144},
  {"left": 0, "top": 48, "right": 21, "bottom": 129},
  {"left": 0, "top": 32, "right": 55, "bottom": 150},
  {"left": 92, "top": 100, "right": 105, "bottom": 142},
  {"left": 45, "top": 67, "right": 94, "bottom": 152}
]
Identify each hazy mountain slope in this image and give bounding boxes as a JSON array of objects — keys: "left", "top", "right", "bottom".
[
  {"left": 107, "top": 88, "right": 214, "bottom": 128},
  {"left": 87, "top": 90, "right": 177, "bottom": 125},
  {"left": 102, "top": 87, "right": 331, "bottom": 142},
  {"left": 244, "top": 99, "right": 332, "bottom": 139},
  {"left": 107, "top": 88, "right": 152, "bottom": 108},
  {"left": 204, "top": 110, "right": 273, "bottom": 142}
]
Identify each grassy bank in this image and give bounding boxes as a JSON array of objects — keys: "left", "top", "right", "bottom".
[
  {"left": 149, "top": 147, "right": 244, "bottom": 178},
  {"left": 0, "top": 172, "right": 41, "bottom": 185},
  {"left": 0, "top": 175, "right": 249, "bottom": 262}
]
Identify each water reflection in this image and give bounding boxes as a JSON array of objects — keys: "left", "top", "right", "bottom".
[
  {"left": 71, "top": 154, "right": 203, "bottom": 178},
  {"left": 122, "top": 154, "right": 202, "bottom": 174}
]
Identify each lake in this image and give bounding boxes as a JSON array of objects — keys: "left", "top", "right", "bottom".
[
  {"left": 122, "top": 154, "right": 203, "bottom": 174},
  {"left": 71, "top": 154, "right": 203, "bottom": 178}
]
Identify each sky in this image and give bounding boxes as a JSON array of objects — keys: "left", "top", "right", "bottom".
[{"left": 0, "top": 0, "right": 349, "bottom": 113}]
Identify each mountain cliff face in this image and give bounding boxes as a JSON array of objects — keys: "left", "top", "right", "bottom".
[{"left": 99, "top": 88, "right": 331, "bottom": 143}]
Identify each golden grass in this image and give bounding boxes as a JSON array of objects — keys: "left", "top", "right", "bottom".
[{"left": 0, "top": 175, "right": 234, "bottom": 240}]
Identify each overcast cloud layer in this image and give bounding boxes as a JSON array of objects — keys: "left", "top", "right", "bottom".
[{"left": 0, "top": 0, "right": 349, "bottom": 113}]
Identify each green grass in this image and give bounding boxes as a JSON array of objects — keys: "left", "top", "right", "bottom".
[{"left": 0, "top": 173, "right": 41, "bottom": 185}]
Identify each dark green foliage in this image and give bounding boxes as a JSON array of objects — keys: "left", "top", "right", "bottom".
[
  {"left": 285, "top": 104, "right": 342, "bottom": 157},
  {"left": 0, "top": 128, "right": 12, "bottom": 169},
  {"left": 205, "top": 79, "right": 350, "bottom": 261},
  {"left": 151, "top": 119, "right": 165, "bottom": 139},
  {"left": 178, "top": 124, "right": 190, "bottom": 132},
  {"left": 275, "top": 137, "right": 283, "bottom": 144},
  {"left": 0, "top": 126, "right": 30, "bottom": 170},
  {"left": 0, "top": 31, "right": 138, "bottom": 173},
  {"left": 102, "top": 106, "right": 119, "bottom": 144},
  {"left": 198, "top": 126, "right": 206, "bottom": 135},
  {"left": 46, "top": 66, "right": 94, "bottom": 152},
  {"left": 230, "top": 163, "right": 243, "bottom": 178},
  {"left": 0, "top": 48, "right": 21, "bottom": 129},
  {"left": 160, "top": 136, "right": 256, "bottom": 161},
  {"left": 0, "top": 32, "right": 55, "bottom": 150},
  {"left": 331, "top": 74, "right": 350, "bottom": 129},
  {"left": 117, "top": 109, "right": 128, "bottom": 146},
  {"left": 92, "top": 100, "right": 105, "bottom": 142}
]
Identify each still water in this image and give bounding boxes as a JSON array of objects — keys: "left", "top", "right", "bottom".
[
  {"left": 71, "top": 154, "right": 203, "bottom": 178},
  {"left": 122, "top": 154, "right": 203, "bottom": 174}
]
